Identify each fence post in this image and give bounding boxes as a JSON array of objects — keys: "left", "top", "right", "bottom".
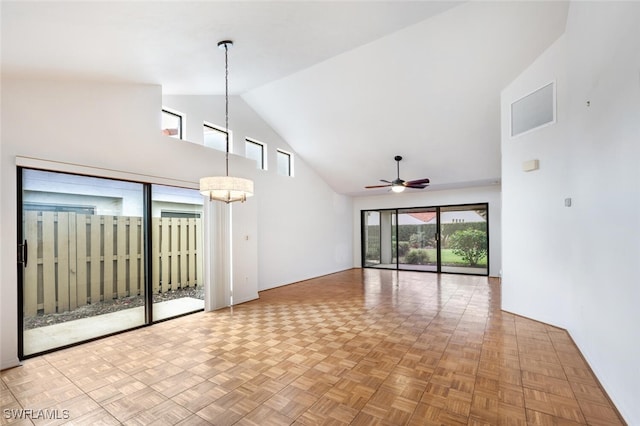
[
  {"left": 57, "top": 212, "right": 70, "bottom": 313},
  {"left": 171, "top": 218, "right": 179, "bottom": 290},
  {"left": 90, "top": 215, "right": 102, "bottom": 304},
  {"left": 24, "top": 211, "right": 38, "bottom": 316},
  {"left": 129, "top": 216, "right": 140, "bottom": 296},
  {"left": 116, "top": 216, "right": 127, "bottom": 298},
  {"left": 180, "top": 218, "right": 188, "bottom": 288},
  {"left": 68, "top": 212, "right": 78, "bottom": 311},
  {"left": 76, "top": 214, "right": 88, "bottom": 307},
  {"left": 161, "top": 217, "right": 170, "bottom": 293},
  {"left": 42, "top": 212, "right": 56, "bottom": 314},
  {"left": 196, "top": 218, "right": 203, "bottom": 287},
  {"left": 153, "top": 217, "right": 160, "bottom": 294},
  {"left": 188, "top": 218, "right": 196, "bottom": 287}
]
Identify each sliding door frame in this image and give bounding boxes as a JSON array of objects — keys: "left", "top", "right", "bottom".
[
  {"left": 17, "top": 166, "right": 204, "bottom": 359},
  {"left": 360, "top": 202, "right": 489, "bottom": 276}
]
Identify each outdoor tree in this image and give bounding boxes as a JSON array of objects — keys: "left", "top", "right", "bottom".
[{"left": 449, "top": 229, "right": 487, "bottom": 266}]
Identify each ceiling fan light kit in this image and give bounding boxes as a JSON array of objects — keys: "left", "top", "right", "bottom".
[{"left": 365, "top": 155, "right": 430, "bottom": 193}]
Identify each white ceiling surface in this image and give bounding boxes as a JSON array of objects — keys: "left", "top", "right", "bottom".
[{"left": 2, "top": 1, "right": 569, "bottom": 196}]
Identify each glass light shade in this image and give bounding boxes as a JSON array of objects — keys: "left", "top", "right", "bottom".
[
  {"left": 391, "top": 185, "right": 405, "bottom": 193},
  {"left": 199, "top": 176, "right": 254, "bottom": 203}
]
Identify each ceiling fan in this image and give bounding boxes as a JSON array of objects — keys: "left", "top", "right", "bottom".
[{"left": 365, "top": 155, "right": 430, "bottom": 193}]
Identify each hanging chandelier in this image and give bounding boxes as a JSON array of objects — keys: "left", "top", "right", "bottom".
[{"left": 199, "top": 40, "right": 254, "bottom": 203}]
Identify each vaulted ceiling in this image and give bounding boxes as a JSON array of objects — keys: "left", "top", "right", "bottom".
[{"left": 1, "top": 1, "right": 569, "bottom": 195}]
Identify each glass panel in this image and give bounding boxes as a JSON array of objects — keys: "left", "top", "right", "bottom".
[
  {"left": 440, "top": 204, "right": 488, "bottom": 275},
  {"left": 277, "top": 150, "right": 291, "bottom": 176},
  {"left": 204, "top": 124, "right": 227, "bottom": 151},
  {"left": 362, "top": 210, "right": 397, "bottom": 269},
  {"left": 363, "top": 211, "right": 381, "bottom": 267},
  {"left": 162, "top": 109, "right": 182, "bottom": 138},
  {"left": 151, "top": 185, "right": 205, "bottom": 321},
  {"left": 245, "top": 139, "right": 264, "bottom": 169},
  {"left": 377, "top": 210, "right": 397, "bottom": 269},
  {"left": 21, "top": 169, "right": 145, "bottom": 356},
  {"left": 390, "top": 211, "right": 398, "bottom": 266},
  {"left": 397, "top": 208, "right": 438, "bottom": 272}
]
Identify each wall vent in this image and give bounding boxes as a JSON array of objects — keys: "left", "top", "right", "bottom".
[{"left": 511, "top": 82, "right": 555, "bottom": 137}]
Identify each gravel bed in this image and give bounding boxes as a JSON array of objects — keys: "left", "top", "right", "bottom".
[{"left": 24, "top": 287, "right": 204, "bottom": 330}]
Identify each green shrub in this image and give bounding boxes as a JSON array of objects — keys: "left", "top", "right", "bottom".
[
  {"left": 398, "top": 241, "right": 410, "bottom": 257},
  {"left": 405, "top": 249, "right": 430, "bottom": 265},
  {"left": 365, "top": 246, "right": 380, "bottom": 260},
  {"left": 449, "top": 229, "right": 487, "bottom": 266}
]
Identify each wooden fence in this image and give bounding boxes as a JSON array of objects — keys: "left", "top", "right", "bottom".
[{"left": 23, "top": 212, "right": 203, "bottom": 316}]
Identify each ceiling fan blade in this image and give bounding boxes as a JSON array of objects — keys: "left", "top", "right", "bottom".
[
  {"left": 405, "top": 184, "right": 427, "bottom": 189},
  {"left": 365, "top": 184, "right": 392, "bottom": 189},
  {"left": 405, "top": 178, "right": 430, "bottom": 186},
  {"left": 380, "top": 179, "right": 392, "bottom": 183}
]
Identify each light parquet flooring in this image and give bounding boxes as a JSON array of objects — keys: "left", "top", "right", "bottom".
[{"left": 1, "top": 269, "right": 625, "bottom": 425}]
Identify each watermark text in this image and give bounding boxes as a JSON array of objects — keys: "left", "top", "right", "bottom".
[{"left": 3, "top": 408, "right": 70, "bottom": 420}]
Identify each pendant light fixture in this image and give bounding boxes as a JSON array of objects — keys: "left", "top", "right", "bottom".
[{"left": 199, "top": 40, "right": 254, "bottom": 203}]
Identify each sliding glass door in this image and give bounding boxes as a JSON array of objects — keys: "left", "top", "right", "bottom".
[
  {"left": 362, "top": 210, "right": 398, "bottom": 268},
  {"left": 18, "top": 169, "right": 204, "bottom": 357},
  {"left": 19, "top": 169, "right": 146, "bottom": 355},
  {"left": 361, "top": 203, "right": 489, "bottom": 276},
  {"left": 362, "top": 211, "right": 381, "bottom": 267},
  {"left": 397, "top": 208, "right": 438, "bottom": 272},
  {"left": 440, "top": 204, "right": 488, "bottom": 275},
  {"left": 151, "top": 185, "right": 204, "bottom": 321}
]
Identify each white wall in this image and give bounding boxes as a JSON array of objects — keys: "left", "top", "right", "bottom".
[
  {"left": 162, "top": 95, "right": 354, "bottom": 292},
  {"left": 0, "top": 78, "right": 258, "bottom": 369},
  {"left": 352, "top": 185, "right": 502, "bottom": 277},
  {"left": 501, "top": 35, "right": 572, "bottom": 327},
  {"left": 501, "top": 3, "right": 640, "bottom": 423},
  {"left": 1, "top": 80, "right": 354, "bottom": 368}
]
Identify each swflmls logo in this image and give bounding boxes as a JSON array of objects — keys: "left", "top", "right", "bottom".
[{"left": 3, "top": 409, "right": 70, "bottom": 420}]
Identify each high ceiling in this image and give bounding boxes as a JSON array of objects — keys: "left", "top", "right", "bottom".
[{"left": 1, "top": 1, "right": 569, "bottom": 196}]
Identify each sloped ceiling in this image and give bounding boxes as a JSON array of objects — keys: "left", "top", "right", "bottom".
[
  {"left": 1, "top": 1, "right": 569, "bottom": 196},
  {"left": 243, "top": 1, "right": 569, "bottom": 195}
]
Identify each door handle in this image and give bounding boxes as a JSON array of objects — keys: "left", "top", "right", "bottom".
[{"left": 18, "top": 240, "right": 28, "bottom": 267}]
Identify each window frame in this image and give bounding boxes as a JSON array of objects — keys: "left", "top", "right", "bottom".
[
  {"left": 245, "top": 137, "right": 266, "bottom": 170},
  {"left": 276, "top": 149, "right": 293, "bottom": 177},
  {"left": 161, "top": 108, "right": 184, "bottom": 140},
  {"left": 203, "top": 121, "right": 230, "bottom": 152}
]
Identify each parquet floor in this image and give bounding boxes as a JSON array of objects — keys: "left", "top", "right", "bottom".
[{"left": 1, "top": 269, "right": 625, "bottom": 425}]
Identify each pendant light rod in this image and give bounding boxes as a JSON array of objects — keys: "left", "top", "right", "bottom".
[
  {"left": 199, "top": 39, "right": 253, "bottom": 204},
  {"left": 218, "top": 40, "right": 233, "bottom": 177}
]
